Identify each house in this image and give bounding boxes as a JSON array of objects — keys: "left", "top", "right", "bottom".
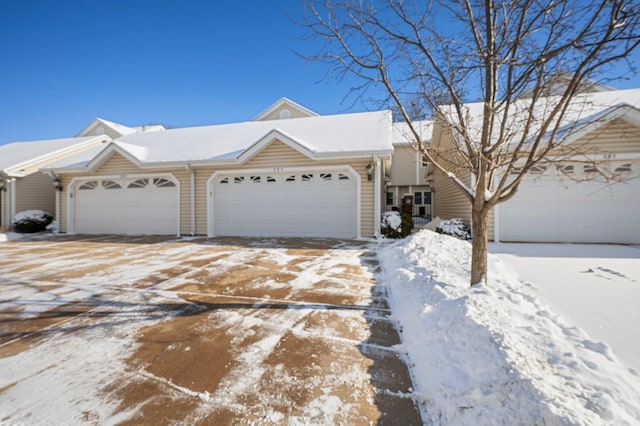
[
  {"left": 384, "top": 120, "right": 434, "bottom": 224},
  {"left": 43, "top": 98, "right": 393, "bottom": 239},
  {"left": 431, "top": 87, "right": 640, "bottom": 244},
  {"left": 0, "top": 136, "right": 111, "bottom": 229}
]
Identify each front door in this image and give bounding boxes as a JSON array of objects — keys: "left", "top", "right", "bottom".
[{"left": 402, "top": 195, "right": 413, "bottom": 215}]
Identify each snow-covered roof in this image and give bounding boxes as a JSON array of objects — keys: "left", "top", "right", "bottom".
[
  {"left": 392, "top": 120, "right": 433, "bottom": 145},
  {"left": 0, "top": 135, "right": 110, "bottom": 177},
  {"left": 77, "top": 118, "right": 165, "bottom": 138},
  {"left": 438, "top": 88, "right": 640, "bottom": 147},
  {"left": 47, "top": 110, "right": 393, "bottom": 171}
]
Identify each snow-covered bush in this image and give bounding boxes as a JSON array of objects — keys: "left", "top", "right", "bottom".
[
  {"left": 435, "top": 218, "right": 471, "bottom": 240},
  {"left": 13, "top": 210, "right": 53, "bottom": 233},
  {"left": 381, "top": 211, "right": 413, "bottom": 238}
]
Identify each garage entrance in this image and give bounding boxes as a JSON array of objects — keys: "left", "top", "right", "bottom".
[
  {"left": 210, "top": 169, "right": 359, "bottom": 238},
  {"left": 72, "top": 176, "right": 179, "bottom": 235}
]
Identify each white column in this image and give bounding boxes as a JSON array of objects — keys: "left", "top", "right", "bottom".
[
  {"left": 374, "top": 156, "right": 382, "bottom": 237},
  {"left": 10, "top": 179, "right": 16, "bottom": 225}
]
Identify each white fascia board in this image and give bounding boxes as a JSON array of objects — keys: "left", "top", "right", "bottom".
[
  {"left": 85, "top": 142, "right": 143, "bottom": 172},
  {"left": 4, "top": 135, "right": 111, "bottom": 177},
  {"left": 237, "top": 129, "right": 317, "bottom": 163}
]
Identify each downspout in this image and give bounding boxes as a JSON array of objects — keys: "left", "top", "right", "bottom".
[
  {"left": 48, "top": 172, "right": 61, "bottom": 234},
  {"left": 373, "top": 155, "right": 381, "bottom": 238},
  {"left": 0, "top": 175, "right": 5, "bottom": 228},
  {"left": 9, "top": 178, "right": 16, "bottom": 226},
  {"left": 186, "top": 164, "right": 195, "bottom": 236}
]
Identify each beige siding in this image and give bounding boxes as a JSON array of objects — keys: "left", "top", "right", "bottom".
[
  {"left": 259, "top": 105, "right": 314, "bottom": 121},
  {"left": 15, "top": 172, "right": 56, "bottom": 217},
  {"left": 570, "top": 119, "right": 640, "bottom": 154},
  {"left": 60, "top": 142, "right": 377, "bottom": 237},
  {"left": 390, "top": 145, "right": 417, "bottom": 185}
]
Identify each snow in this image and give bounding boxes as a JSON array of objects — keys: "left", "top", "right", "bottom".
[
  {"left": 381, "top": 211, "right": 402, "bottom": 231},
  {"left": 46, "top": 110, "right": 394, "bottom": 169},
  {"left": 378, "top": 230, "right": 640, "bottom": 425},
  {"left": 490, "top": 242, "right": 640, "bottom": 373},
  {"left": 0, "top": 136, "right": 103, "bottom": 172},
  {"left": 13, "top": 209, "right": 51, "bottom": 223}
]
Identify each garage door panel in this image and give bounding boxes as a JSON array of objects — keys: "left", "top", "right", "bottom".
[
  {"left": 74, "top": 178, "right": 177, "bottom": 235},
  {"left": 500, "top": 167, "right": 640, "bottom": 243},
  {"left": 213, "top": 171, "right": 357, "bottom": 238}
]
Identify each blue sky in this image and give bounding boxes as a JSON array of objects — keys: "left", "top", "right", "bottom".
[
  {"left": 1, "top": 1, "right": 639, "bottom": 146},
  {"left": 0, "top": 1, "right": 367, "bottom": 145}
]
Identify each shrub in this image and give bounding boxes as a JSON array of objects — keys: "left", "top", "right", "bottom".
[
  {"left": 435, "top": 218, "right": 471, "bottom": 240},
  {"left": 381, "top": 211, "right": 414, "bottom": 239},
  {"left": 13, "top": 210, "right": 53, "bottom": 233}
]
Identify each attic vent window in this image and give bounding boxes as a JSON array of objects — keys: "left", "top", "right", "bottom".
[{"left": 279, "top": 109, "right": 291, "bottom": 119}]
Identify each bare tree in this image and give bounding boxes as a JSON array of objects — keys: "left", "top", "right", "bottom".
[{"left": 300, "top": 0, "right": 640, "bottom": 285}]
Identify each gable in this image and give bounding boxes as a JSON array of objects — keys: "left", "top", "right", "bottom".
[
  {"left": 252, "top": 98, "right": 318, "bottom": 121},
  {"left": 570, "top": 118, "right": 640, "bottom": 154},
  {"left": 244, "top": 140, "right": 318, "bottom": 168},
  {"left": 92, "top": 151, "right": 144, "bottom": 174}
]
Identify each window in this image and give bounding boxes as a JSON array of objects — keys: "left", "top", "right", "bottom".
[
  {"left": 301, "top": 174, "right": 313, "bottom": 181},
  {"left": 584, "top": 165, "right": 598, "bottom": 174},
  {"left": 128, "top": 179, "right": 149, "bottom": 189},
  {"left": 320, "top": 173, "right": 332, "bottom": 181},
  {"left": 153, "top": 178, "right": 175, "bottom": 187},
  {"left": 234, "top": 176, "right": 244, "bottom": 183},
  {"left": 529, "top": 165, "right": 547, "bottom": 175},
  {"left": 558, "top": 164, "right": 574, "bottom": 174},
  {"left": 615, "top": 163, "right": 632, "bottom": 173},
  {"left": 79, "top": 181, "right": 98, "bottom": 190},
  {"left": 266, "top": 176, "right": 276, "bottom": 183},
  {"left": 386, "top": 192, "right": 394, "bottom": 206},
  {"left": 285, "top": 175, "right": 296, "bottom": 182},
  {"left": 421, "top": 155, "right": 428, "bottom": 168},
  {"left": 250, "top": 176, "right": 261, "bottom": 183},
  {"left": 414, "top": 191, "right": 432, "bottom": 205},
  {"left": 102, "top": 180, "right": 121, "bottom": 189},
  {"left": 220, "top": 177, "right": 229, "bottom": 184},
  {"left": 338, "top": 173, "right": 350, "bottom": 180}
]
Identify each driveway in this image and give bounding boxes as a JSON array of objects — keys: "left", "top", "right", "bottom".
[{"left": 0, "top": 235, "right": 422, "bottom": 425}]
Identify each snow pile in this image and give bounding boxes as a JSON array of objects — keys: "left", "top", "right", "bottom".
[
  {"left": 13, "top": 209, "right": 51, "bottom": 222},
  {"left": 379, "top": 230, "right": 640, "bottom": 425},
  {"left": 382, "top": 211, "right": 402, "bottom": 231},
  {"left": 435, "top": 218, "right": 471, "bottom": 240}
]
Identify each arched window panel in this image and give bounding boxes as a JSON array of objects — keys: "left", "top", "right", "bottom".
[
  {"left": 153, "top": 178, "right": 175, "bottom": 187},
  {"left": 78, "top": 181, "right": 99, "bottom": 190},
  {"left": 102, "top": 180, "right": 122, "bottom": 189},
  {"left": 128, "top": 179, "right": 149, "bottom": 189}
]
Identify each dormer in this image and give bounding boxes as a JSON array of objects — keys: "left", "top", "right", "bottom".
[{"left": 252, "top": 98, "right": 319, "bottom": 121}]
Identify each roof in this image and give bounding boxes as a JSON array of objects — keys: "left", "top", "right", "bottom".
[
  {"left": 77, "top": 118, "right": 165, "bottom": 138},
  {"left": 47, "top": 110, "right": 394, "bottom": 171},
  {"left": 0, "top": 135, "right": 110, "bottom": 177},
  {"left": 437, "top": 88, "right": 640, "bottom": 147},
  {"left": 392, "top": 120, "right": 434, "bottom": 145}
]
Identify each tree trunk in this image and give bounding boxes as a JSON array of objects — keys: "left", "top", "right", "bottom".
[{"left": 470, "top": 200, "right": 489, "bottom": 286}]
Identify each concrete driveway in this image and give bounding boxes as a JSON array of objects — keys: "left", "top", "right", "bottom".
[{"left": 0, "top": 235, "right": 422, "bottom": 425}]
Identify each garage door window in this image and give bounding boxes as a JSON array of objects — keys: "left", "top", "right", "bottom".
[{"left": 79, "top": 181, "right": 98, "bottom": 190}]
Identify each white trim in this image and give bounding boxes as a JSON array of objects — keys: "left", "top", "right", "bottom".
[
  {"left": 0, "top": 184, "right": 5, "bottom": 228},
  {"left": 561, "top": 104, "right": 640, "bottom": 147},
  {"left": 189, "top": 166, "right": 196, "bottom": 236},
  {"left": 237, "top": 129, "right": 316, "bottom": 163},
  {"left": 67, "top": 173, "right": 181, "bottom": 236},
  {"left": 206, "top": 165, "right": 361, "bottom": 238},
  {"left": 374, "top": 156, "right": 381, "bottom": 237},
  {"left": 10, "top": 179, "right": 16, "bottom": 223},
  {"left": 415, "top": 150, "right": 420, "bottom": 185},
  {"left": 85, "top": 143, "right": 144, "bottom": 172}
]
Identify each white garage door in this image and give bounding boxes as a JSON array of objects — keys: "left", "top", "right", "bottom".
[
  {"left": 499, "top": 162, "right": 640, "bottom": 243},
  {"left": 212, "top": 170, "right": 358, "bottom": 238},
  {"left": 74, "top": 177, "right": 178, "bottom": 235}
]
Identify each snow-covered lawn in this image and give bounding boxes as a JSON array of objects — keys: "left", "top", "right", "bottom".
[
  {"left": 490, "top": 243, "right": 640, "bottom": 373},
  {"left": 379, "top": 230, "right": 640, "bottom": 425}
]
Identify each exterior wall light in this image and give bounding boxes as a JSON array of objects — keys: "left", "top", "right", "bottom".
[
  {"left": 53, "top": 177, "right": 63, "bottom": 192},
  {"left": 366, "top": 163, "right": 374, "bottom": 181},
  {"left": 0, "top": 180, "right": 5, "bottom": 192}
]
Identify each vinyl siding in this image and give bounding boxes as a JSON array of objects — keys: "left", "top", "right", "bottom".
[
  {"left": 390, "top": 145, "right": 417, "bottom": 185},
  {"left": 571, "top": 119, "right": 640, "bottom": 154},
  {"left": 59, "top": 142, "right": 376, "bottom": 237},
  {"left": 15, "top": 172, "right": 56, "bottom": 216},
  {"left": 258, "top": 105, "right": 314, "bottom": 121}
]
